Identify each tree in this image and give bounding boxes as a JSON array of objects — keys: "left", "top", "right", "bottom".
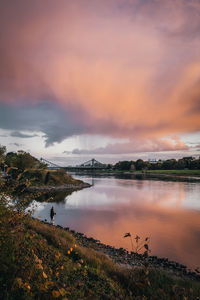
[
  {"left": 190, "top": 158, "right": 200, "bottom": 170},
  {"left": 162, "top": 159, "right": 177, "bottom": 170},
  {"left": 177, "top": 159, "right": 186, "bottom": 169},
  {"left": 5, "top": 151, "right": 42, "bottom": 171},
  {"left": 106, "top": 164, "right": 113, "bottom": 170},
  {"left": 114, "top": 161, "right": 132, "bottom": 171},
  {"left": 135, "top": 159, "right": 146, "bottom": 171},
  {"left": 0, "top": 145, "right": 6, "bottom": 162}
]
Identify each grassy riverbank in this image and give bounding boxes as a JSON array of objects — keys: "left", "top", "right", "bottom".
[
  {"left": 70, "top": 169, "right": 200, "bottom": 183},
  {"left": 146, "top": 170, "right": 200, "bottom": 176},
  {"left": 71, "top": 169, "right": 200, "bottom": 177},
  {"left": 1, "top": 200, "right": 200, "bottom": 299}
]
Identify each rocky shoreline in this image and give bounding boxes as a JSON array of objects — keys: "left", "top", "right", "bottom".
[
  {"left": 40, "top": 220, "right": 200, "bottom": 282},
  {"left": 25, "top": 182, "right": 91, "bottom": 192}
]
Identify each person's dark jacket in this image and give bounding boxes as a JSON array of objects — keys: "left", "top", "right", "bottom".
[{"left": 50, "top": 207, "right": 55, "bottom": 219}]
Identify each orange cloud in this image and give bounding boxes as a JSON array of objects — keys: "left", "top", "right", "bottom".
[
  {"left": 0, "top": 0, "right": 200, "bottom": 141},
  {"left": 72, "top": 137, "right": 189, "bottom": 155}
]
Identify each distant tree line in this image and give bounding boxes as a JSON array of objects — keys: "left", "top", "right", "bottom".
[
  {"left": 113, "top": 157, "right": 200, "bottom": 171},
  {"left": 1, "top": 144, "right": 200, "bottom": 172}
]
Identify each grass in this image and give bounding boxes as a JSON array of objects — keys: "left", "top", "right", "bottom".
[
  {"left": 79, "top": 169, "right": 200, "bottom": 178},
  {"left": 1, "top": 196, "right": 200, "bottom": 300},
  {"left": 146, "top": 170, "right": 200, "bottom": 176}
]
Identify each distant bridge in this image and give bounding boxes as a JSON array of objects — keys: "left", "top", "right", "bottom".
[
  {"left": 40, "top": 158, "right": 107, "bottom": 171},
  {"left": 40, "top": 158, "right": 63, "bottom": 169}
]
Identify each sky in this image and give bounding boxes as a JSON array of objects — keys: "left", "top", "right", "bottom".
[{"left": 0, "top": 0, "right": 200, "bottom": 165}]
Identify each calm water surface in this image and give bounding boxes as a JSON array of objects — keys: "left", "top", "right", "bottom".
[{"left": 32, "top": 176, "right": 200, "bottom": 269}]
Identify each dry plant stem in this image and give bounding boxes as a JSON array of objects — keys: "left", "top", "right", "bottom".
[
  {"left": 137, "top": 240, "right": 149, "bottom": 253},
  {"left": 130, "top": 236, "right": 134, "bottom": 251}
]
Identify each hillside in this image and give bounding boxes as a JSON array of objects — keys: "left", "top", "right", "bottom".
[
  {"left": 1, "top": 148, "right": 200, "bottom": 299},
  {"left": 7, "top": 168, "right": 83, "bottom": 186},
  {"left": 2, "top": 150, "right": 85, "bottom": 188},
  {"left": 1, "top": 197, "right": 200, "bottom": 299}
]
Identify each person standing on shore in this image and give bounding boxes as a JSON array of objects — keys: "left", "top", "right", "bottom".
[{"left": 50, "top": 206, "right": 56, "bottom": 224}]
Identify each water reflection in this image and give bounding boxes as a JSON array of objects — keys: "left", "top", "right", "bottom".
[
  {"left": 35, "top": 190, "right": 73, "bottom": 203},
  {"left": 32, "top": 176, "right": 200, "bottom": 269}
]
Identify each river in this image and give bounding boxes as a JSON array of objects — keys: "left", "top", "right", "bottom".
[{"left": 31, "top": 175, "right": 200, "bottom": 270}]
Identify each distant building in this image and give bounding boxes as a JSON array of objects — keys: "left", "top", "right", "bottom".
[
  {"left": 130, "top": 164, "right": 135, "bottom": 171},
  {"left": 183, "top": 156, "right": 194, "bottom": 160},
  {"left": 148, "top": 159, "right": 157, "bottom": 164}
]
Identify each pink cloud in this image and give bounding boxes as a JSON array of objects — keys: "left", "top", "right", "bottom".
[
  {"left": 0, "top": 0, "right": 200, "bottom": 142},
  {"left": 72, "top": 137, "right": 189, "bottom": 155}
]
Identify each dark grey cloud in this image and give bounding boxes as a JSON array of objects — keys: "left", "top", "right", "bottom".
[
  {"left": 10, "top": 131, "right": 38, "bottom": 138},
  {"left": 0, "top": 101, "right": 170, "bottom": 147},
  {"left": 0, "top": 101, "right": 91, "bottom": 146},
  {"left": 1, "top": 99, "right": 196, "bottom": 152}
]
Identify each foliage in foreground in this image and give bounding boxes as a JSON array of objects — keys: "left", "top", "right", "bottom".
[{"left": 1, "top": 195, "right": 200, "bottom": 300}]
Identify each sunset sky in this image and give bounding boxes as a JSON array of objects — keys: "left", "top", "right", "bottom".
[{"left": 0, "top": 0, "right": 200, "bottom": 165}]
